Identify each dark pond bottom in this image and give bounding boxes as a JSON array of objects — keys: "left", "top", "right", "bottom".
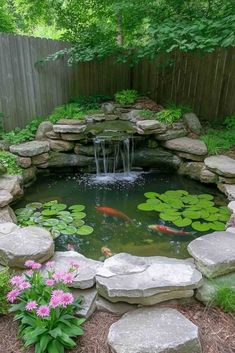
[{"left": 15, "top": 171, "right": 227, "bottom": 260}]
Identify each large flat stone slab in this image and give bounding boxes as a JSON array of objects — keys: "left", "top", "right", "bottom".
[
  {"left": 72, "top": 287, "right": 98, "bottom": 318},
  {"left": 0, "top": 190, "right": 13, "bottom": 207},
  {"left": 0, "top": 224, "right": 54, "bottom": 268},
  {"left": 47, "top": 251, "right": 103, "bottom": 289},
  {"left": 96, "top": 253, "right": 202, "bottom": 305},
  {"left": 218, "top": 183, "right": 235, "bottom": 201},
  {"left": 136, "top": 120, "right": 166, "bottom": 131},
  {"left": 188, "top": 231, "right": 235, "bottom": 278},
  {"left": 53, "top": 124, "right": 86, "bottom": 133},
  {"left": 10, "top": 141, "right": 50, "bottom": 157},
  {"left": 204, "top": 155, "right": 235, "bottom": 177},
  {"left": 108, "top": 307, "right": 202, "bottom": 353},
  {"left": 163, "top": 137, "right": 207, "bottom": 155},
  {"left": 133, "top": 148, "right": 181, "bottom": 169},
  {"left": 47, "top": 152, "right": 94, "bottom": 168}
]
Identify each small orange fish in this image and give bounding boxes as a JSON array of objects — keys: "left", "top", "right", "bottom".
[
  {"left": 148, "top": 224, "right": 191, "bottom": 236},
  {"left": 96, "top": 206, "right": 132, "bottom": 223},
  {"left": 101, "top": 246, "right": 113, "bottom": 258}
]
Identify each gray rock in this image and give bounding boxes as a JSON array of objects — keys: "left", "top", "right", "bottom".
[
  {"left": 96, "top": 296, "right": 137, "bottom": 314},
  {"left": 105, "top": 115, "right": 118, "bottom": 121},
  {"left": 219, "top": 176, "right": 235, "bottom": 184},
  {"left": 188, "top": 231, "right": 235, "bottom": 278},
  {"left": 155, "top": 129, "right": 187, "bottom": 141},
  {"left": 178, "top": 162, "right": 217, "bottom": 183},
  {"left": 53, "top": 124, "right": 86, "bottom": 133},
  {"left": 176, "top": 152, "right": 205, "bottom": 162},
  {"left": 17, "top": 156, "right": 32, "bottom": 168},
  {"left": 204, "top": 155, "right": 235, "bottom": 177},
  {"left": 22, "top": 166, "right": 37, "bottom": 185},
  {"left": 0, "top": 206, "right": 17, "bottom": 224},
  {"left": 228, "top": 201, "right": 235, "bottom": 213},
  {"left": 45, "top": 130, "right": 61, "bottom": 140},
  {"left": 74, "top": 144, "right": 95, "bottom": 156},
  {"left": 218, "top": 183, "right": 235, "bottom": 201},
  {"left": 56, "top": 119, "right": 86, "bottom": 125},
  {"left": 227, "top": 227, "right": 235, "bottom": 234},
  {"left": 10, "top": 141, "right": 50, "bottom": 157},
  {"left": 200, "top": 167, "right": 218, "bottom": 184},
  {"left": 0, "top": 175, "right": 23, "bottom": 199},
  {"left": 60, "top": 133, "right": 86, "bottom": 141},
  {"left": 47, "top": 251, "right": 103, "bottom": 289},
  {"left": 0, "top": 162, "right": 7, "bottom": 175},
  {"left": 183, "top": 113, "right": 202, "bottom": 135},
  {"left": 108, "top": 307, "right": 202, "bottom": 353},
  {"left": 196, "top": 272, "right": 235, "bottom": 304},
  {"left": 49, "top": 139, "right": 74, "bottom": 152},
  {"left": 0, "top": 140, "right": 10, "bottom": 151},
  {"left": 133, "top": 148, "right": 181, "bottom": 169},
  {"left": 136, "top": 120, "right": 166, "bottom": 131},
  {"left": 0, "top": 224, "right": 54, "bottom": 268},
  {"left": 127, "top": 110, "right": 144, "bottom": 122},
  {"left": 96, "top": 253, "right": 202, "bottom": 305},
  {"left": 35, "top": 121, "right": 53, "bottom": 140},
  {"left": 31, "top": 153, "right": 50, "bottom": 165},
  {"left": 163, "top": 137, "right": 207, "bottom": 156},
  {"left": 72, "top": 287, "right": 98, "bottom": 318},
  {"left": 86, "top": 114, "right": 105, "bottom": 122},
  {"left": 102, "top": 102, "right": 115, "bottom": 114},
  {"left": 47, "top": 152, "right": 94, "bottom": 168},
  {"left": 0, "top": 190, "right": 13, "bottom": 207}
]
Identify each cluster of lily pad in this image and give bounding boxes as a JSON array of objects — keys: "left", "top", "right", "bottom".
[
  {"left": 15, "top": 200, "right": 94, "bottom": 237},
  {"left": 137, "top": 190, "right": 231, "bottom": 232}
]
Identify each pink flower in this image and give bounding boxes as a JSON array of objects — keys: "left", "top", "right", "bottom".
[
  {"left": 10, "top": 275, "right": 24, "bottom": 286},
  {"left": 45, "top": 261, "right": 55, "bottom": 269},
  {"left": 26, "top": 300, "right": 38, "bottom": 311},
  {"left": 24, "top": 260, "right": 41, "bottom": 270},
  {"left": 49, "top": 296, "right": 61, "bottom": 308},
  {"left": 25, "top": 260, "right": 35, "bottom": 268},
  {"left": 62, "top": 272, "right": 75, "bottom": 284},
  {"left": 26, "top": 270, "right": 33, "bottom": 276},
  {"left": 60, "top": 292, "right": 74, "bottom": 307},
  {"left": 36, "top": 305, "right": 50, "bottom": 317},
  {"left": 19, "top": 281, "right": 31, "bottom": 290},
  {"left": 52, "top": 271, "right": 65, "bottom": 282},
  {"left": 7, "top": 289, "right": 21, "bottom": 303},
  {"left": 69, "top": 261, "right": 80, "bottom": 269},
  {"left": 45, "top": 279, "right": 55, "bottom": 286}
]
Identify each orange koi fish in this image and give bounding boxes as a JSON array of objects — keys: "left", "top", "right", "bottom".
[
  {"left": 96, "top": 206, "right": 132, "bottom": 223},
  {"left": 148, "top": 224, "right": 191, "bottom": 236},
  {"left": 101, "top": 246, "right": 113, "bottom": 258}
]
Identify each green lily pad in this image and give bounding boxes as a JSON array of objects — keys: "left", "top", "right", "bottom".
[
  {"left": 182, "top": 195, "right": 199, "bottom": 205},
  {"left": 146, "top": 198, "right": 161, "bottom": 205},
  {"left": 173, "top": 217, "right": 192, "bottom": 227},
  {"left": 43, "top": 200, "right": 58, "bottom": 208},
  {"left": 43, "top": 219, "right": 59, "bottom": 227},
  {"left": 191, "top": 222, "right": 211, "bottom": 232},
  {"left": 61, "top": 226, "right": 77, "bottom": 235},
  {"left": 153, "top": 203, "right": 171, "bottom": 212},
  {"left": 71, "top": 212, "right": 86, "bottom": 220},
  {"left": 144, "top": 192, "right": 159, "bottom": 199},
  {"left": 56, "top": 221, "right": 68, "bottom": 230},
  {"left": 159, "top": 212, "right": 180, "bottom": 222},
  {"left": 200, "top": 210, "right": 210, "bottom": 219},
  {"left": 182, "top": 210, "right": 201, "bottom": 219},
  {"left": 76, "top": 225, "right": 94, "bottom": 235},
  {"left": 41, "top": 209, "right": 58, "bottom": 216},
  {"left": 137, "top": 203, "right": 155, "bottom": 211},
  {"left": 205, "top": 214, "right": 219, "bottom": 222},
  {"left": 58, "top": 211, "right": 71, "bottom": 216},
  {"left": 73, "top": 219, "right": 85, "bottom": 227},
  {"left": 209, "top": 221, "right": 225, "bottom": 231},
  {"left": 51, "top": 228, "right": 61, "bottom": 239},
  {"left": 198, "top": 194, "right": 214, "bottom": 200},
  {"left": 69, "top": 204, "right": 86, "bottom": 211},
  {"left": 26, "top": 202, "right": 43, "bottom": 209},
  {"left": 58, "top": 215, "right": 74, "bottom": 223},
  {"left": 51, "top": 203, "right": 67, "bottom": 211},
  {"left": 217, "top": 213, "right": 230, "bottom": 222}
]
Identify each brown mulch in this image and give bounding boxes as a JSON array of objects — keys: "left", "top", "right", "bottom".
[{"left": 0, "top": 303, "right": 235, "bottom": 353}]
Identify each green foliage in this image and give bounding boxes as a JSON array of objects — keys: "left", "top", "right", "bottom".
[
  {"left": 0, "top": 151, "right": 22, "bottom": 175},
  {"left": 8, "top": 262, "right": 85, "bottom": 352},
  {"left": 157, "top": 108, "right": 182, "bottom": 124},
  {"left": 213, "top": 285, "right": 235, "bottom": 312},
  {"left": 3, "top": 117, "right": 44, "bottom": 144},
  {"left": 0, "top": 0, "right": 15, "bottom": 32},
  {"left": 115, "top": 90, "right": 138, "bottom": 105},
  {"left": 69, "top": 94, "right": 112, "bottom": 109},
  {"left": 201, "top": 126, "right": 235, "bottom": 155},
  {"left": 139, "top": 109, "right": 156, "bottom": 120},
  {"left": 15, "top": 200, "right": 94, "bottom": 238},
  {"left": 138, "top": 190, "right": 230, "bottom": 233},
  {"left": 0, "top": 267, "right": 11, "bottom": 314},
  {"left": 165, "top": 102, "right": 192, "bottom": 114},
  {"left": 224, "top": 115, "right": 235, "bottom": 129}
]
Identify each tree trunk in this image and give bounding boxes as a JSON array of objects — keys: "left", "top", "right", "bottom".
[{"left": 116, "top": 11, "right": 123, "bottom": 46}]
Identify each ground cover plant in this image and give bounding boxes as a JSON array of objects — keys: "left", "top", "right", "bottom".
[
  {"left": 137, "top": 190, "right": 231, "bottom": 232},
  {"left": 3, "top": 117, "right": 44, "bottom": 144},
  {"left": 15, "top": 200, "right": 94, "bottom": 238},
  {"left": 0, "top": 267, "right": 11, "bottom": 314},
  {"left": 213, "top": 285, "right": 235, "bottom": 312},
  {"left": 7, "top": 259, "right": 85, "bottom": 353},
  {"left": 114, "top": 90, "right": 138, "bottom": 105},
  {"left": 0, "top": 151, "right": 22, "bottom": 175}
]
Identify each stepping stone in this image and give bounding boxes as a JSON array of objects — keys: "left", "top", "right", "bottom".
[
  {"left": 0, "top": 190, "right": 13, "bottom": 207},
  {"left": 0, "top": 224, "right": 54, "bottom": 268},
  {"left": 53, "top": 124, "right": 86, "bottom": 133},
  {"left": 72, "top": 287, "right": 98, "bottom": 319},
  {"left": 155, "top": 129, "right": 186, "bottom": 141},
  {"left": 188, "top": 231, "right": 235, "bottom": 278},
  {"left": 96, "top": 253, "right": 202, "bottom": 305},
  {"left": 46, "top": 251, "right": 103, "bottom": 289},
  {"left": 108, "top": 307, "right": 202, "bottom": 353},
  {"left": 162, "top": 137, "right": 207, "bottom": 155},
  {"left": 204, "top": 155, "right": 235, "bottom": 177},
  {"left": 96, "top": 296, "right": 137, "bottom": 315},
  {"left": 10, "top": 141, "right": 50, "bottom": 157}
]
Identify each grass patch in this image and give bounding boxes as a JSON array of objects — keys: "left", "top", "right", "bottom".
[
  {"left": 213, "top": 285, "right": 235, "bottom": 312},
  {"left": 0, "top": 267, "right": 11, "bottom": 314},
  {"left": 49, "top": 103, "right": 101, "bottom": 123}
]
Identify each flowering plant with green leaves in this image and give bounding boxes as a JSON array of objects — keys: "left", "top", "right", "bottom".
[{"left": 7, "top": 260, "right": 84, "bottom": 353}]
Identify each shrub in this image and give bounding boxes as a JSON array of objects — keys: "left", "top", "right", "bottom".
[
  {"left": 156, "top": 108, "right": 182, "bottom": 124},
  {"left": 165, "top": 102, "right": 192, "bottom": 114},
  {"left": 201, "top": 129, "right": 235, "bottom": 155},
  {"left": 139, "top": 109, "right": 156, "bottom": 119},
  {"left": 213, "top": 285, "right": 235, "bottom": 312},
  {"left": 0, "top": 267, "right": 11, "bottom": 314},
  {"left": 3, "top": 117, "right": 44, "bottom": 144},
  {"left": 8, "top": 260, "right": 84, "bottom": 353},
  {"left": 224, "top": 115, "right": 235, "bottom": 129},
  {"left": 69, "top": 94, "right": 112, "bottom": 109},
  {"left": 0, "top": 151, "right": 22, "bottom": 175},
  {"left": 115, "top": 89, "right": 138, "bottom": 105},
  {"left": 49, "top": 103, "right": 101, "bottom": 123}
]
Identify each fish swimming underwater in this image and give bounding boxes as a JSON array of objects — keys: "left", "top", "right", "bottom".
[
  {"left": 101, "top": 246, "right": 113, "bottom": 258},
  {"left": 96, "top": 206, "right": 132, "bottom": 223},
  {"left": 148, "top": 224, "right": 191, "bottom": 236}
]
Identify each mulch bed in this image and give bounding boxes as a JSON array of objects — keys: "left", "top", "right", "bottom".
[{"left": 0, "top": 303, "right": 234, "bottom": 353}]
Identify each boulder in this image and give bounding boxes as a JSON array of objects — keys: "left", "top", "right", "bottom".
[
  {"left": 60, "top": 133, "right": 86, "bottom": 141},
  {"left": 163, "top": 137, "right": 207, "bottom": 156},
  {"left": 53, "top": 124, "right": 86, "bottom": 134},
  {"left": 31, "top": 153, "right": 50, "bottom": 165},
  {"left": 35, "top": 121, "right": 53, "bottom": 140},
  {"left": 0, "top": 140, "right": 10, "bottom": 151},
  {"left": 47, "top": 152, "right": 94, "bottom": 168},
  {"left": 183, "top": 113, "right": 202, "bottom": 135},
  {"left": 102, "top": 102, "right": 116, "bottom": 115},
  {"left": 0, "top": 175, "right": 23, "bottom": 199},
  {"left": 74, "top": 144, "right": 95, "bottom": 156},
  {"left": 46, "top": 251, "right": 103, "bottom": 289},
  {"left": 49, "top": 139, "right": 74, "bottom": 152},
  {"left": 0, "top": 224, "right": 54, "bottom": 268},
  {"left": 96, "top": 296, "right": 137, "bottom": 315},
  {"left": 218, "top": 184, "right": 235, "bottom": 201},
  {"left": 56, "top": 119, "right": 86, "bottom": 125},
  {"left": 136, "top": 120, "right": 166, "bottom": 132},
  {"left": 0, "top": 190, "right": 13, "bottom": 207},
  {"left": 72, "top": 287, "right": 98, "bottom": 318},
  {"left": 17, "top": 156, "right": 32, "bottom": 169},
  {"left": 108, "top": 307, "right": 202, "bottom": 353},
  {"left": 22, "top": 166, "right": 37, "bottom": 185},
  {"left": 0, "top": 206, "right": 17, "bottom": 224},
  {"left": 96, "top": 253, "right": 202, "bottom": 305},
  {"left": 205, "top": 155, "right": 235, "bottom": 177},
  {"left": 188, "top": 231, "right": 235, "bottom": 278},
  {"left": 200, "top": 167, "right": 218, "bottom": 184},
  {"left": 176, "top": 152, "right": 205, "bottom": 162},
  {"left": 218, "top": 176, "right": 235, "bottom": 184},
  {"left": 0, "top": 162, "right": 7, "bottom": 175},
  {"left": 10, "top": 141, "right": 50, "bottom": 157},
  {"left": 228, "top": 201, "right": 235, "bottom": 213},
  {"left": 155, "top": 129, "right": 187, "bottom": 141},
  {"left": 45, "top": 130, "right": 61, "bottom": 140},
  {"left": 178, "top": 162, "right": 203, "bottom": 181},
  {"left": 133, "top": 148, "right": 182, "bottom": 169}
]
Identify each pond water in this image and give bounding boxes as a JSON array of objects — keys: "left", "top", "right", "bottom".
[{"left": 14, "top": 171, "right": 228, "bottom": 260}]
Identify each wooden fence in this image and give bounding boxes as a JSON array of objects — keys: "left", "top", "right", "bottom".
[
  {"left": 0, "top": 33, "right": 130, "bottom": 130},
  {"left": 0, "top": 33, "right": 234, "bottom": 130}
]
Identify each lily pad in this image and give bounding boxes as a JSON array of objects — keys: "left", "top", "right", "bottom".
[
  {"left": 73, "top": 219, "right": 85, "bottom": 227},
  {"left": 41, "top": 209, "right": 58, "bottom": 216},
  {"left": 71, "top": 212, "right": 86, "bottom": 220},
  {"left": 43, "top": 200, "right": 58, "bottom": 208},
  {"left": 144, "top": 192, "right": 159, "bottom": 199},
  {"left": 198, "top": 194, "right": 214, "bottom": 200},
  {"left": 26, "top": 202, "right": 43, "bottom": 209},
  {"left": 61, "top": 226, "right": 77, "bottom": 235},
  {"left": 43, "top": 219, "right": 59, "bottom": 227},
  {"left": 51, "top": 228, "right": 61, "bottom": 239},
  {"left": 69, "top": 204, "right": 86, "bottom": 212},
  {"left": 173, "top": 217, "right": 192, "bottom": 227},
  {"left": 137, "top": 203, "right": 155, "bottom": 211},
  {"left": 182, "top": 210, "right": 201, "bottom": 219},
  {"left": 191, "top": 222, "right": 211, "bottom": 232},
  {"left": 209, "top": 221, "right": 225, "bottom": 231},
  {"left": 51, "top": 203, "right": 67, "bottom": 211},
  {"left": 159, "top": 212, "right": 180, "bottom": 222},
  {"left": 76, "top": 225, "right": 94, "bottom": 235}
]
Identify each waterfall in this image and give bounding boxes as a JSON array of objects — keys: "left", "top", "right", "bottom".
[{"left": 93, "top": 137, "right": 134, "bottom": 176}]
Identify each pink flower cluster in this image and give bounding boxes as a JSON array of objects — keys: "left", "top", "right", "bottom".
[
  {"left": 49, "top": 290, "right": 74, "bottom": 308},
  {"left": 25, "top": 260, "right": 42, "bottom": 270},
  {"left": 7, "top": 275, "right": 31, "bottom": 303},
  {"left": 51, "top": 270, "right": 75, "bottom": 285}
]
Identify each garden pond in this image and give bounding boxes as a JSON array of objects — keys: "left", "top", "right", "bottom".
[{"left": 14, "top": 171, "right": 230, "bottom": 260}]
